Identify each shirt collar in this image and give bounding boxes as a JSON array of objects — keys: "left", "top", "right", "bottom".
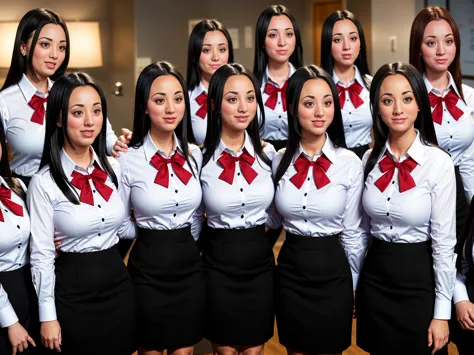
[
  {"left": 380, "top": 129, "right": 425, "bottom": 166},
  {"left": 295, "top": 134, "right": 337, "bottom": 164},
  {"left": 263, "top": 62, "right": 296, "bottom": 88},
  {"left": 423, "top": 71, "right": 461, "bottom": 98},
  {"left": 60, "top": 147, "right": 104, "bottom": 178},
  {"left": 18, "top": 74, "right": 53, "bottom": 102},
  {"left": 190, "top": 81, "right": 207, "bottom": 100},
  {"left": 332, "top": 65, "right": 365, "bottom": 88},
  {"left": 214, "top": 130, "right": 255, "bottom": 160},
  {"left": 143, "top": 131, "right": 182, "bottom": 162}
]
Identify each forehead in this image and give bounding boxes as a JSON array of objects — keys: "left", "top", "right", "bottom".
[
  {"left": 69, "top": 85, "right": 100, "bottom": 102},
  {"left": 300, "top": 78, "right": 332, "bottom": 96},
  {"left": 333, "top": 19, "right": 358, "bottom": 34},
  {"left": 268, "top": 15, "right": 293, "bottom": 30},
  {"left": 380, "top": 74, "right": 412, "bottom": 92},
  {"left": 423, "top": 19, "right": 453, "bottom": 37},
  {"left": 223, "top": 74, "right": 254, "bottom": 91},
  {"left": 37, "top": 23, "right": 67, "bottom": 39},
  {"left": 203, "top": 30, "right": 228, "bottom": 44},
  {"left": 150, "top": 75, "right": 182, "bottom": 92}
]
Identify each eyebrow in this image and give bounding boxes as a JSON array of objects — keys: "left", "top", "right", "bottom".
[
  {"left": 300, "top": 94, "right": 333, "bottom": 100},
  {"left": 224, "top": 90, "right": 255, "bottom": 96},
  {"left": 151, "top": 90, "right": 183, "bottom": 97},
  {"left": 332, "top": 31, "right": 358, "bottom": 36},
  {"left": 202, "top": 43, "right": 228, "bottom": 47},
  {"left": 423, "top": 33, "right": 453, "bottom": 40},
  {"left": 38, "top": 36, "right": 67, "bottom": 43},
  {"left": 267, "top": 27, "right": 294, "bottom": 32},
  {"left": 381, "top": 90, "right": 413, "bottom": 96},
  {"left": 69, "top": 102, "right": 101, "bottom": 109}
]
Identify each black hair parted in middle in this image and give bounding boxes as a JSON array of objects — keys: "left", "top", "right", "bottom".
[
  {"left": 39, "top": 72, "right": 117, "bottom": 204},
  {"left": 274, "top": 64, "right": 346, "bottom": 184},
  {"left": 364, "top": 62, "right": 439, "bottom": 180},
  {"left": 320, "top": 10, "right": 371, "bottom": 89},
  {"left": 129, "top": 61, "right": 198, "bottom": 176},
  {"left": 202, "top": 63, "right": 270, "bottom": 168}
]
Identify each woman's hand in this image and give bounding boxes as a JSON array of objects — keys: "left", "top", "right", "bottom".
[
  {"left": 427, "top": 319, "right": 449, "bottom": 354},
  {"left": 456, "top": 300, "right": 474, "bottom": 331},
  {"left": 111, "top": 128, "right": 132, "bottom": 157},
  {"left": 40, "top": 320, "right": 62, "bottom": 352},
  {"left": 8, "top": 322, "right": 36, "bottom": 355}
]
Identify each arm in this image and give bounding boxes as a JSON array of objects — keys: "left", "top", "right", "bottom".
[
  {"left": 105, "top": 118, "right": 119, "bottom": 155},
  {"left": 0, "top": 283, "right": 18, "bottom": 328},
  {"left": 116, "top": 155, "right": 137, "bottom": 240},
  {"left": 0, "top": 95, "right": 10, "bottom": 135},
  {"left": 458, "top": 129, "right": 474, "bottom": 202}
]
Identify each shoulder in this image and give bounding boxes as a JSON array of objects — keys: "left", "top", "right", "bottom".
[
  {"left": 335, "top": 147, "right": 363, "bottom": 166},
  {"left": 462, "top": 83, "right": 474, "bottom": 107},
  {"left": 262, "top": 141, "right": 276, "bottom": 161},
  {"left": 28, "top": 166, "right": 54, "bottom": 198},
  {"left": 106, "top": 156, "right": 122, "bottom": 180},
  {"left": 271, "top": 148, "right": 286, "bottom": 175},
  {"left": 361, "top": 148, "right": 373, "bottom": 167},
  {"left": 188, "top": 143, "right": 203, "bottom": 169}
]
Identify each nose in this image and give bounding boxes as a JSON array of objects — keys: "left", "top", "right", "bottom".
[
  {"left": 436, "top": 41, "right": 446, "bottom": 56},
  {"left": 49, "top": 44, "right": 59, "bottom": 59},
  {"left": 165, "top": 99, "right": 176, "bottom": 114},
  {"left": 84, "top": 110, "right": 94, "bottom": 126},
  {"left": 314, "top": 101, "right": 324, "bottom": 118},
  {"left": 342, "top": 38, "right": 351, "bottom": 51},
  {"left": 211, "top": 47, "right": 219, "bottom": 62},
  {"left": 278, "top": 34, "right": 287, "bottom": 47},
  {"left": 238, "top": 97, "right": 249, "bottom": 113},
  {"left": 393, "top": 100, "right": 403, "bottom": 116}
]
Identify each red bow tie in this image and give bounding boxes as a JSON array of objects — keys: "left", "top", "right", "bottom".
[
  {"left": 428, "top": 90, "right": 463, "bottom": 125},
  {"left": 28, "top": 94, "right": 48, "bottom": 125},
  {"left": 264, "top": 81, "right": 288, "bottom": 111},
  {"left": 150, "top": 151, "right": 192, "bottom": 188},
  {"left": 375, "top": 155, "right": 418, "bottom": 193},
  {"left": 70, "top": 165, "right": 113, "bottom": 206},
  {"left": 337, "top": 81, "right": 364, "bottom": 109},
  {"left": 217, "top": 149, "right": 258, "bottom": 185},
  {"left": 0, "top": 185, "right": 24, "bottom": 222},
  {"left": 195, "top": 91, "right": 208, "bottom": 119},
  {"left": 290, "top": 153, "right": 332, "bottom": 189}
]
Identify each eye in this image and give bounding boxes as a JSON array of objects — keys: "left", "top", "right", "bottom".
[
  {"left": 154, "top": 98, "right": 165, "bottom": 104},
  {"left": 175, "top": 96, "right": 184, "bottom": 103},
  {"left": 219, "top": 47, "right": 227, "bottom": 53},
  {"left": 286, "top": 32, "right": 294, "bottom": 37},
  {"left": 59, "top": 45, "right": 67, "bottom": 51},
  {"left": 323, "top": 100, "right": 333, "bottom": 107},
  {"left": 426, "top": 41, "right": 436, "bottom": 47},
  {"left": 350, "top": 36, "right": 358, "bottom": 41},
  {"left": 72, "top": 110, "right": 83, "bottom": 117},
  {"left": 202, "top": 48, "right": 210, "bottom": 54},
  {"left": 446, "top": 39, "right": 454, "bottom": 45},
  {"left": 40, "top": 42, "right": 50, "bottom": 48},
  {"left": 382, "top": 98, "right": 393, "bottom": 105},
  {"left": 93, "top": 108, "right": 102, "bottom": 114},
  {"left": 303, "top": 101, "right": 314, "bottom": 107},
  {"left": 247, "top": 95, "right": 255, "bottom": 102},
  {"left": 227, "top": 97, "right": 237, "bottom": 103},
  {"left": 268, "top": 33, "right": 277, "bottom": 39},
  {"left": 333, "top": 38, "right": 342, "bottom": 43},
  {"left": 403, "top": 96, "right": 414, "bottom": 103}
]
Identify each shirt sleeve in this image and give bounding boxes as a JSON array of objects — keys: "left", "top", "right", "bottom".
[
  {"left": 116, "top": 154, "right": 138, "bottom": 240},
  {"left": 0, "top": 95, "right": 9, "bottom": 135},
  {"left": 430, "top": 158, "right": 457, "bottom": 319},
  {"left": 0, "top": 284, "right": 18, "bottom": 328},
  {"left": 340, "top": 159, "right": 367, "bottom": 290},
  {"left": 105, "top": 118, "right": 118, "bottom": 155},
  {"left": 27, "top": 175, "right": 58, "bottom": 322},
  {"left": 459, "top": 123, "right": 474, "bottom": 202},
  {"left": 191, "top": 201, "right": 205, "bottom": 241},
  {"left": 453, "top": 257, "right": 470, "bottom": 304}
]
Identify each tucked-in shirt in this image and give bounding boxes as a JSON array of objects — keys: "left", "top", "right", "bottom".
[
  {"left": 27, "top": 148, "right": 126, "bottom": 322},
  {"left": 273, "top": 135, "right": 366, "bottom": 289},
  {"left": 260, "top": 63, "right": 296, "bottom": 141},
  {"left": 200, "top": 131, "right": 280, "bottom": 229},
  {"left": 0, "top": 177, "right": 29, "bottom": 328},
  {"left": 423, "top": 73, "right": 474, "bottom": 201},
  {"left": 117, "top": 132, "right": 203, "bottom": 240},
  {"left": 362, "top": 132, "right": 457, "bottom": 319},
  {"left": 0, "top": 74, "right": 118, "bottom": 177},
  {"left": 333, "top": 66, "right": 372, "bottom": 148},
  {"left": 189, "top": 82, "right": 208, "bottom": 145}
]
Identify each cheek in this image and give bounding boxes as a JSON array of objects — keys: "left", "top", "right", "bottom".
[
  {"left": 175, "top": 102, "right": 186, "bottom": 119},
  {"left": 147, "top": 102, "right": 164, "bottom": 120},
  {"left": 264, "top": 37, "right": 275, "bottom": 50},
  {"left": 66, "top": 116, "right": 83, "bottom": 132},
  {"left": 220, "top": 101, "right": 234, "bottom": 119},
  {"left": 298, "top": 106, "right": 314, "bottom": 121},
  {"left": 378, "top": 107, "right": 392, "bottom": 125},
  {"left": 199, "top": 53, "right": 208, "bottom": 68},
  {"left": 221, "top": 51, "right": 229, "bottom": 63},
  {"left": 420, "top": 45, "right": 433, "bottom": 59},
  {"left": 331, "top": 43, "right": 340, "bottom": 57}
]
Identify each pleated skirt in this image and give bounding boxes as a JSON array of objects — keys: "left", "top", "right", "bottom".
[
  {"left": 202, "top": 225, "right": 274, "bottom": 346},
  {"left": 55, "top": 245, "right": 137, "bottom": 355},
  {"left": 127, "top": 226, "right": 205, "bottom": 350},
  {"left": 275, "top": 233, "right": 353, "bottom": 354}
]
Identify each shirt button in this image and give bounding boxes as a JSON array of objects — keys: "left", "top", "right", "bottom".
[
  {"left": 98, "top": 233, "right": 101, "bottom": 236},
  {"left": 390, "top": 226, "right": 393, "bottom": 229},
  {"left": 279, "top": 115, "right": 282, "bottom": 118},
  {"left": 3, "top": 209, "right": 7, "bottom": 212},
  {"left": 278, "top": 101, "right": 281, "bottom": 104},
  {"left": 18, "top": 245, "right": 21, "bottom": 249},
  {"left": 171, "top": 173, "right": 174, "bottom": 177},
  {"left": 175, "top": 190, "right": 178, "bottom": 193},
  {"left": 450, "top": 135, "right": 453, "bottom": 138},
  {"left": 349, "top": 112, "right": 352, "bottom": 115},
  {"left": 17, "top": 225, "right": 20, "bottom": 229},
  {"left": 304, "top": 193, "right": 307, "bottom": 196},
  {"left": 240, "top": 188, "right": 243, "bottom": 192},
  {"left": 447, "top": 121, "right": 450, "bottom": 124},
  {"left": 444, "top": 108, "right": 447, "bottom": 111},
  {"left": 173, "top": 213, "right": 176, "bottom": 217},
  {"left": 242, "top": 203, "right": 245, "bottom": 206},
  {"left": 387, "top": 212, "right": 389, "bottom": 216},
  {"left": 349, "top": 124, "right": 353, "bottom": 127},
  {"left": 307, "top": 177, "right": 310, "bottom": 181},
  {"left": 346, "top": 99, "right": 349, "bottom": 102},
  {"left": 102, "top": 218, "right": 105, "bottom": 222},
  {"left": 237, "top": 172, "right": 240, "bottom": 176},
  {"left": 392, "top": 181, "right": 395, "bottom": 184},
  {"left": 448, "top": 148, "right": 451, "bottom": 152},
  {"left": 98, "top": 205, "right": 102, "bottom": 208},
  {"left": 176, "top": 203, "right": 179, "bottom": 207},
  {"left": 303, "top": 206, "right": 306, "bottom": 209},
  {"left": 304, "top": 219, "right": 307, "bottom": 222},
  {"left": 387, "top": 197, "right": 391, "bottom": 201},
  {"left": 93, "top": 190, "right": 96, "bottom": 193},
  {"left": 241, "top": 215, "right": 244, "bottom": 218}
]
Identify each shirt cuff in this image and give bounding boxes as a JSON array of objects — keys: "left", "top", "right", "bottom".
[
  {"left": 433, "top": 300, "right": 452, "bottom": 320},
  {"left": 0, "top": 304, "right": 19, "bottom": 328},
  {"left": 39, "top": 302, "right": 57, "bottom": 322},
  {"left": 352, "top": 273, "right": 359, "bottom": 291},
  {"left": 453, "top": 283, "right": 470, "bottom": 304}
]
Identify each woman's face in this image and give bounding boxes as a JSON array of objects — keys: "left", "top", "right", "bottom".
[
  {"left": 331, "top": 19, "right": 360, "bottom": 68},
  {"left": 264, "top": 15, "right": 296, "bottom": 65},
  {"left": 420, "top": 19, "right": 456, "bottom": 74},
  {"left": 199, "top": 30, "right": 230, "bottom": 78},
  {"left": 21, "top": 23, "right": 67, "bottom": 80}
]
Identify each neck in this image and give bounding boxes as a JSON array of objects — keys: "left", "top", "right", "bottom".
[
  {"left": 63, "top": 143, "right": 93, "bottom": 171},
  {"left": 300, "top": 132, "right": 326, "bottom": 158},
  {"left": 425, "top": 69, "right": 450, "bottom": 93},
  {"left": 221, "top": 128, "right": 246, "bottom": 154},
  {"left": 268, "top": 59, "right": 290, "bottom": 85},
  {"left": 201, "top": 73, "right": 211, "bottom": 90},
  {"left": 333, "top": 64, "right": 355, "bottom": 85},
  {"left": 149, "top": 127, "right": 175, "bottom": 157},
  {"left": 25, "top": 70, "right": 49, "bottom": 94},
  {"left": 388, "top": 129, "right": 417, "bottom": 161}
]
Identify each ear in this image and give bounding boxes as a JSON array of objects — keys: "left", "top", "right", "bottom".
[
  {"left": 210, "top": 99, "right": 216, "bottom": 111},
  {"left": 20, "top": 41, "right": 27, "bottom": 56},
  {"left": 56, "top": 113, "right": 63, "bottom": 128}
]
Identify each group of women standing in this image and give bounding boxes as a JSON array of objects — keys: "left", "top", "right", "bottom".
[{"left": 0, "top": 3, "right": 473, "bottom": 355}]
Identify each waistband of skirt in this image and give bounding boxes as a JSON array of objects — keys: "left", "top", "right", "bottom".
[
  {"left": 137, "top": 226, "right": 192, "bottom": 243},
  {"left": 207, "top": 224, "right": 266, "bottom": 242},
  {"left": 370, "top": 237, "right": 432, "bottom": 255},
  {"left": 285, "top": 232, "right": 340, "bottom": 249}
]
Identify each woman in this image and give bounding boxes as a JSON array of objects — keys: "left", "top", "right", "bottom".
[
  {"left": 0, "top": 8, "right": 117, "bottom": 186},
  {"left": 272, "top": 64, "right": 365, "bottom": 354},
  {"left": 409, "top": 6, "right": 474, "bottom": 240},
  {"left": 200, "top": 63, "right": 279, "bottom": 354},
  {"left": 0, "top": 119, "right": 40, "bottom": 355},
  {"left": 253, "top": 4, "right": 303, "bottom": 151},
  {"left": 356, "top": 62, "right": 456, "bottom": 355},
  {"left": 117, "top": 61, "right": 205, "bottom": 355},
  {"left": 27, "top": 72, "right": 136, "bottom": 355},
  {"left": 321, "top": 10, "right": 372, "bottom": 159}
]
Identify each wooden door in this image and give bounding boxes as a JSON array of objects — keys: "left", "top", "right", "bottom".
[{"left": 313, "top": 1, "right": 343, "bottom": 65}]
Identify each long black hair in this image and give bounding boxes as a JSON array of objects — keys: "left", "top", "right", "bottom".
[
  {"left": 274, "top": 65, "right": 346, "bottom": 184},
  {"left": 364, "top": 62, "right": 438, "bottom": 179},
  {"left": 0, "top": 115, "right": 25, "bottom": 199},
  {"left": 39, "top": 72, "right": 117, "bottom": 204},
  {"left": 253, "top": 5, "right": 304, "bottom": 84},
  {"left": 320, "top": 10, "right": 371, "bottom": 89},
  {"left": 2, "top": 8, "right": 70, "bottom": 90},
  {"left": 129, "top": 61, "right": 198, "bottom": 176},
  {"left": 186, "top": 20, "right": 234, "bottom": 92},
  {"left": 202, "top": 63, "right": 270, "bottom": 168}
]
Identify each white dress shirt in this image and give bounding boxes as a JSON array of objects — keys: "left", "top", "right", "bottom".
[
  {"left": 423, "top": 73, "right": 474, "bottom": 201},
  {"left": 362, "top": 131, "right": 457, "bottom": 319},
  {"left": 0, "top": 74, "right": 118, "bottom": 177},
  {"left": 273, "top": 135, "right": 366, "bottom": 290},
  {"left": 27, "top": 148, "right": 126, "bottom": 322},
  {"left": 260, "top": 63, "right": 296, "bottom": 141},
  {"left": 117, "top": 132, "right": 203, "bottom": 240},
  {"left": 0, "top": 177, "right": 29, "bottom": 328},
  {"left": 453, "top": 245, "right": 474, "bottom": 304},
  {"left": 189, "top": 82, "right": 208, "bottom": 145},
  {"left": 333, "top": 66, "right": 372, "bottom": 148},
  {"left": 200, "top": 131, "right": 280, "bottom": 230}
]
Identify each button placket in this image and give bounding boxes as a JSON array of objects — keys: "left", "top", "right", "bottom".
[
  {"left": 302, "top": 170, "right": 310, "bottom": 234},
  {"left": 170, "top": 169, "right": 179, "bottom": 224},
  {"left": 236, "top": 164, "right": 246, "bottom": 221}
]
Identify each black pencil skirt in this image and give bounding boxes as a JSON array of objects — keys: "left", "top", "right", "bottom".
[
  {"left": 55, "top": 245, "right": 136, "bottom": 355},
  {"left": 451, "top": 270, "right": 474, "bottom": 351},
  {"left": 357, "top": 238, "right": 448, "bottom": 355},
  {"left": 0, "top": 265, "right": 41, "bottom": 355},
  {"left": 127, "top": 226, "right": 205, "bottom": 350},
  {"left": 275, "top": 233, "right": 353, "bottom": 354},
  {"left": 455, "top": 166, "right": 469, "bottom": 240},
  {"left": 202, "top": 225, "right": 274, "bottom": 346}
]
